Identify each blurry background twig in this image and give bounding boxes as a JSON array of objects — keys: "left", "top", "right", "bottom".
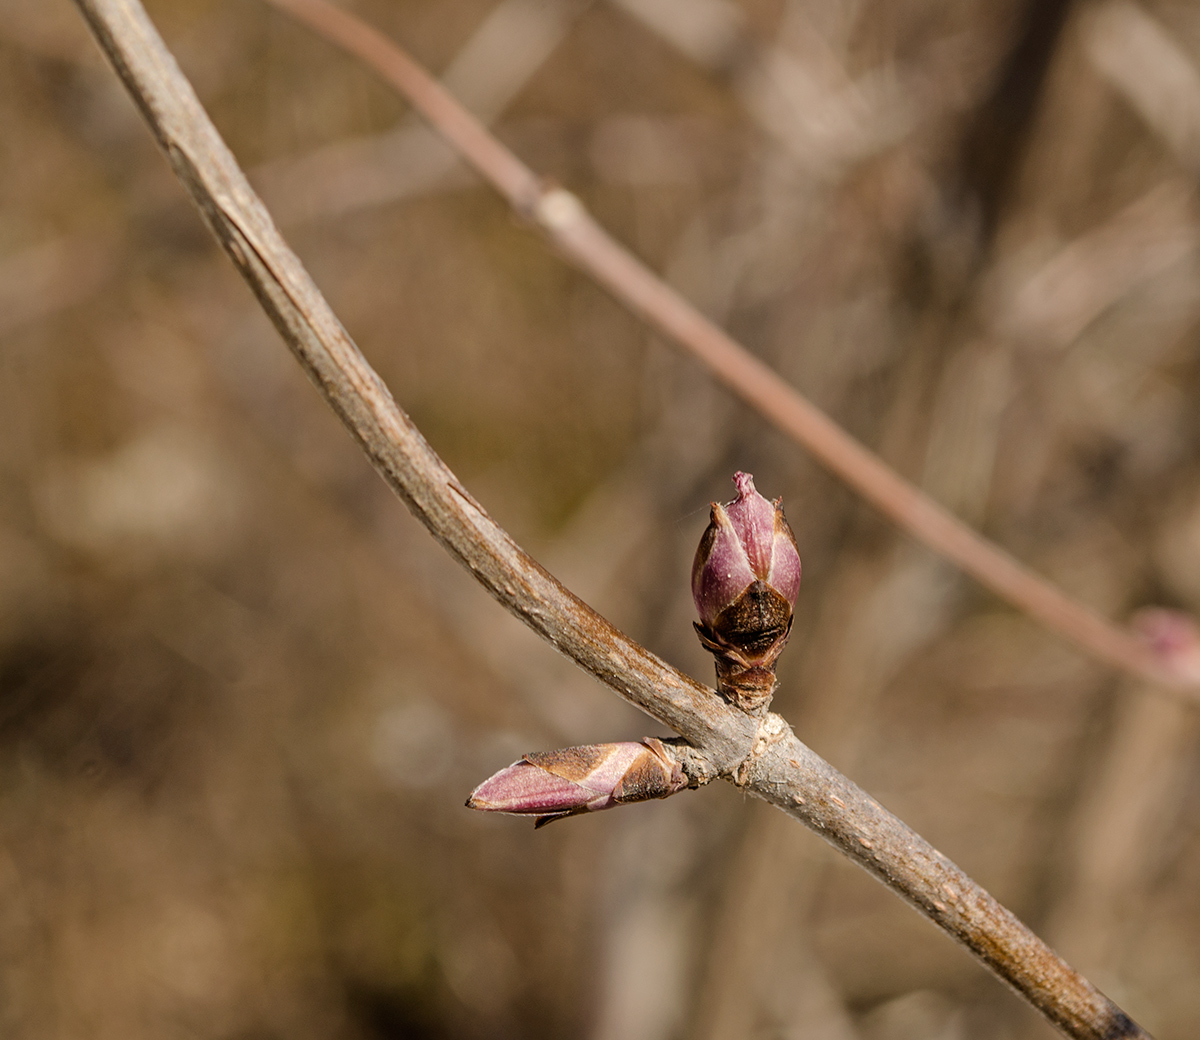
[{"left": 4, "top": 0, "right": 1200, "bottom": 1036}]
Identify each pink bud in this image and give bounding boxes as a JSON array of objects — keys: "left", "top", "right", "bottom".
[
  {"left": 691, "top": 472, "right": 801, "bottom": 628},
  {"left": 466, "top": 738, "right": 687, "bottom": 827}
]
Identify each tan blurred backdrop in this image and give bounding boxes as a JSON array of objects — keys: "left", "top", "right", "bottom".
[{"left": 2, "top": 0, "right": 1200, "bottom": 1037}]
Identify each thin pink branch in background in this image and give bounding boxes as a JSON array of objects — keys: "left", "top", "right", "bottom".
[{"left": 259, "top": 0, "right": 1197, "bottom": 698}]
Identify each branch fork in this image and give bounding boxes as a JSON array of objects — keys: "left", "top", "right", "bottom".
[{"left": 468, "top": 472, "right": 800, "bottom": 822}]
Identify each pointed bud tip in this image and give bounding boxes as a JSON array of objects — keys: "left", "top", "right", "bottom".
[
  {"left": 466, "top": 757, "right": 591, "bottom": 815},
  {"left": 732, "top": 471, "right": 757, "bottom": 498}
]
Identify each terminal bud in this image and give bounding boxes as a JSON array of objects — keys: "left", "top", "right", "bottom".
[{"left": 691, "top": 472, "right": 801, "bottom": 712}]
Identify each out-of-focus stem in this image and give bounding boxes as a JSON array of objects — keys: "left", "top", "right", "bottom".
[
  {"left": 69, "top": 1, "right": 1154, "bottom": 1036},
  {"left": 258, "top": 0, "right": 1195, "bottom": 698}
]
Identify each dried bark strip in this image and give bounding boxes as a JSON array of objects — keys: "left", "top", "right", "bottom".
[
  {"left": 258, "top": 0, "right": 1194, "bottom": 698},
  {"left": 69, "top": 1, "right": 1152, "bottom": 1037}
]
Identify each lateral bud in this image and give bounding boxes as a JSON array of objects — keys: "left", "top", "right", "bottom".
[
  {"left": 691, "top": 472, "right": 801, "bottom": 713},
  {"left": 466, "top": 738, "right": 687, "bottom": 828}
]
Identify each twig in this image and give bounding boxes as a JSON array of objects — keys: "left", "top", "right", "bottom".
[
  {"left": 70, "top": 1, "right": 1154, "bottom": 1036},
  {"left": 257, "top": 0, "right": 1194, "bottom": 697}
]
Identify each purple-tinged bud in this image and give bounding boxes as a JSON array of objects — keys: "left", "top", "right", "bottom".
[
  {"left": 691, "top": 472, "right": 801, "bottom": 713},
  {"left": 466, "top": 738, "right": 687, "bottom": 827},
  {"left": 692, "top": 472, "right": 801, "bottom": 625}
]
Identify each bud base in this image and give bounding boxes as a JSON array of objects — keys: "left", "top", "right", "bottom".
[{"left": 694, "top": 616, "right": 792, "bottom": 714}]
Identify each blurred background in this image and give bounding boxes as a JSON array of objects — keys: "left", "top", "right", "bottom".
[{"left": 3, "top": 0, "right": 1200, "bottom": 1036}]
